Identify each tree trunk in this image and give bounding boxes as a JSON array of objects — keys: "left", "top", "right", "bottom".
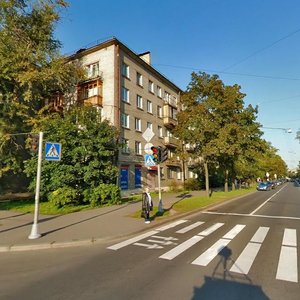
[
  {"left": 204, "top": 161, "right": 210, "bottom": 197},
  {"left": 224, "top": 169, "right": 229, "bottom": 192}
]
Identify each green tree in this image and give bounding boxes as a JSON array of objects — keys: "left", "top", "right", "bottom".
[
  {"left": 174, "top": 72, "right": 263, "bottom": 195},
  {"left": 24, "top": 106, "right": 120, "bottom": 207},
  {"left": 0, "top": 0, "right": 79, "bottom": 190}
]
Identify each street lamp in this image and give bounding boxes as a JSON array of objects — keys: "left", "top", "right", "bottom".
[{"left": 262, "top": 127, "right": 292, "bottom": 133}]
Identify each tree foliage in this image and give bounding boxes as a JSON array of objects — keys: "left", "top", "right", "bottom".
[
  {"left": 0, "top": 0, "right": 80, "bottom": 181},
  {"left": 24, "top": 106, "right": 120, "bottom": 206},
  {"left": 174, "top": 72, "right": 264, "bottom": 194}
]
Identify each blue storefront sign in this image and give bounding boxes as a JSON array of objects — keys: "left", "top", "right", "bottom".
[
  {"left": 135, "top": 165, "right": 142, "bottom": 188},
  {"left": 120, "top": 166, "right": 129, "bottom": 190}
]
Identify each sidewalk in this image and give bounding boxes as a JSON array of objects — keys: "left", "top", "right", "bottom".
[{"left": 0, "top": 191, "right": 207, "bottom": 252}]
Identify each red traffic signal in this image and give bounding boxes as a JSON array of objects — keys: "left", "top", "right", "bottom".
[{"left": 151, "top": 146, "right": 159, "bottom": 163}]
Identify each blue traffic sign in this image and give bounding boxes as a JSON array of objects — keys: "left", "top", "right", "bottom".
[
  {"left": 45, "top": 142, "right": 61, "bottom": 161},
  {"left": 144, "top": 154, "right": 156, "bottom": 167}
]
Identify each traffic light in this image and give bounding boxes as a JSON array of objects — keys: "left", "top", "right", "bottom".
[
  {"left": 151, "top": 146, "right": 159, "bottom": 163},
  {"left": 160, "top": 147, "right": 168, "bottom": 163},
  {"left": 28, "top": 134, "right": 39, "bottom": 154}
]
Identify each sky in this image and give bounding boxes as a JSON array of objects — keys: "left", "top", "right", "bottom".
[{"left": 54, "top": 0, "right": 300, "bottom": 171}]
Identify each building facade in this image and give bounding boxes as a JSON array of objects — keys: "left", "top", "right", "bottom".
[{"left": 65, "top": 37, "right": 194, "bottom": 195}]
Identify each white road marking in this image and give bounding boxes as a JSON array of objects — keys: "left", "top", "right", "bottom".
[
  {"left": 133, "top": 242, "right": 163, "bottom": 249},
  {"left": 192, "top": 238, "right": 231, "bottom": 266},
  {"left": 276, "top": 228, "right": 298, "bottom": 282},
  {"left": 276, "top": 246, "right": 298, "bottom": 283},
  {"left": 160, "top": 223, "right": 224, "bottom": 260},
  {"left": 159, "top": 236, "right": 204, "bottom": 260},
  {"left": 156, "top": 220, "right": 188, "bottom": 231},
  {"left": 230, "top": 227, "right": 269, "bottom": 274},
  {"left": 250, "top": 226, "right": 269, "bottom": 243},
  {"left": 250, "top": 185, "right": 287, "bottom": 215},
  {"left": 282, "top": 228, "right": 297, "bottom": 247},
  {"left": 107, "top": 220, "right": 187, "bottom": 250},
  {"left": 202, "top": 211, "right": 300, "bottom": 221},
  {"left": 107, "top": 230, "right": 158, "bottom": 250},
  {"left": 176, "top": 221, "right": 204, "bottom": 234},
  {"left": 198, "top": 223, "right": 224, "bottom": 236},
  {"left": 192, "top": 224, "right": 245, "bottom": 266}
]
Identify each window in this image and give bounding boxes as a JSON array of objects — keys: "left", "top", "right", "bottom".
[
  {"left": 177, "top": 168, "right": 181, "bottom": 180},
  {"left": 86, "top": 62, "right": 100, "bottom": 78},
  {"left": 148, "top": 80, "right": 154, "bottom": 93},
  {"left": 135, "top": 118, "right": 141, "bottom": 131},
  {"left": 135, "top": 141, "right": 142, "bottom": 155},
  {"left": 164, "top": 91, "right": 171, "bottom": 102},
  {"left": 136, "top": 95, "right": 143, "bottom": 109},
  {"left": 147, "top": 122, "right": 153, "bottom": 131},
  {"left": 121, "top": 113, "right": 129, "bottom": 128},
  {"left": 136, "top": 72, "right": 143, "bottom": 86},
  {"left": 122, "top": 87, "right": 130, "bottom": 103},
  {"left": 157, "top": 86, "right": 162, "bottom": 98},
  {"left": 157, "top": 105, "right": 162, "bottom": 118},
  {"left": 121, "top": 138, "right": 130, "bottom": 154},
  {"left": 146, "top": 100, "right": 152, "bottom": 113},
  {"left": 122, "top": 62, "right": 130, "bottom": 78},
  {"left": 158, "top": 126, "right": 163, "bottom": 138}
]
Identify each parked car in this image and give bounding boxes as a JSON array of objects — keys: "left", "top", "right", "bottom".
[{"left": 257, "top": 182, "right": 271, "bottom": 191}]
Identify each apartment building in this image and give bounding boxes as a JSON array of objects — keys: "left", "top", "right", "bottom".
[{"left": 65, "top": 37, "right": 188, "bottom": 195}]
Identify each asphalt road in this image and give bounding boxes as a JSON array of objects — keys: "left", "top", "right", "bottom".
[{"left": 1, "top": 182, "right": 299, "bottom": 300}]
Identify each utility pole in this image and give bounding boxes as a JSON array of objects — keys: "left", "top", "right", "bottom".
[{"left": 28, "top": 131, "right": 43, "bottom": 239}]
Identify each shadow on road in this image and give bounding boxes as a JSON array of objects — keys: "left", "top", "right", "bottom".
[{"left": 191, "top": 246, "right": 270, "bottom": 300}]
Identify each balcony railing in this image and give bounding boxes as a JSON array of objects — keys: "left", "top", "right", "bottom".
[{"left": 164, "top": 136, "right": 180, "bottom": 147}]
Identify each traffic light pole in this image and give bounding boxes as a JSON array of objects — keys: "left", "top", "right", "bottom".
[
  {"left": 28, "top": 131, "right": 43, "bottom": 239},
  {"left": 157, "top": 164, "right": 164, "bottom": 213}
]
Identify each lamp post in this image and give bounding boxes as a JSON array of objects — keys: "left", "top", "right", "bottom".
[{"left": 262, "top": 127, "right": 292, "bottom": 133}]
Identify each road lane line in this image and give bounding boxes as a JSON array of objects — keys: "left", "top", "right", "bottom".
[
  {"left": 176, "top": 221, "right": 204, "bottom": 234},
  {"left": 192, "top": 224, "right": 245, "bottom": 266},
  {"left": 160, "top": 223, "right": 224, "bottom": 260},
  {"left": 276, "top": 246, "right": 298, "bottom": 283},
  {"left": 202, "top": 211, "right": 300, "bottom": 221},
  {"left": 250, "top": 185, "right": 287, "bottom": 215},
  {"left": 230, "top": 227, "right": 269, "bottom": 274}
]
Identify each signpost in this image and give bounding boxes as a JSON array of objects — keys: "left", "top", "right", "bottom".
[{"left": 28, "top": 135, "right": 62, "bottom": 239}]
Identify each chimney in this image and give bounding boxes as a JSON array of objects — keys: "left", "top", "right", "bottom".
[{"left": 139, "top": 51, "right": 151, "bottom": 65}]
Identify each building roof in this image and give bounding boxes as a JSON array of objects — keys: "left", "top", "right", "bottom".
[{"left": 68, "top": 37, "right": 183, "bottom": 93}]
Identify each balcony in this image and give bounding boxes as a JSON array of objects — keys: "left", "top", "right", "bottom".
[
  {"left": 165, "top": 157, "right": 181, "bottom": 167},
  {"left": 164, "top": 136, "right": 180, "bottom": 148},
  {"left": 77, "top": 79, "right": 103, "bottom": 107}
]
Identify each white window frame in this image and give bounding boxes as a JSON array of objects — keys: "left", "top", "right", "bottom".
[
  {"left": 121, "top": 113, "right": 129, "bottom": 128},
  {"left": 146, "top": 100, "right": 152, "bottom": 113},
  {"left": 86, "top": 62, "right": 100, "bottom": 78},
  {"left": 157, "top": 86, "right": 162, "bottom": 98},
  {"left": 147, "top": 122, "right": 153, "bottom": 131},
  {"left": 148, "top": 80, "right": 154, "bottom": 93},
  {"left": 135, "top": 141, "right": 142, "bottom": 155},
  {"left": 122, "top": 62, "right": 130, "bottom": 78},
  {"left": 137, "top": 72, "right": 143, "bottom": 86},
  {"left": 136, "top": 95, "right": 143, "bottom": 109},
  {"left": 157, "top": 105, "right": 162, "bottom": 118},
  {"left": 122, "top": 138, "right": 130, "bottom": 154},
  {"left": 158, "top": 126, "right": 163, "bottom": 138},
  {"left": 135, "top": 118, "right": 141, "bottom": 131},
  {"left": 122, "top": 87, "right": 130, "bottom": 103}
]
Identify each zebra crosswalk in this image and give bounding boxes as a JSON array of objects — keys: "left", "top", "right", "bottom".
[{"left": 107, "top": 219, "right": 298, "bottom": 283}]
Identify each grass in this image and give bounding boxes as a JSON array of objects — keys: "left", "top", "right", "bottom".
[
  {"left": 172, "top": 187, "right": 256, "bottom": 214},
  {"left": 0, "top": 187, "right": 255, "bottom": 216}
]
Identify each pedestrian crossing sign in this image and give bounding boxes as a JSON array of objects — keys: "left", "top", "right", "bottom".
[
  {"left": 144, "top": 154, "right": 156, "bottom": 167},
  {"left": 45, "top": 142, "right": 61, "bottom": 161}
]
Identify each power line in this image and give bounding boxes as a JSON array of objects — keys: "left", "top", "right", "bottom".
[
  {"left": 154, "top": 63, "right": 300, "bottom": 81},
  {"left": 221, "top": 28, "right": 300, "bottom": 71}
]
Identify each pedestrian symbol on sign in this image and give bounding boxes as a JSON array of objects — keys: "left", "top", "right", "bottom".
[{"left": 45, "top": 142, "right": 61, "bottom": 161}]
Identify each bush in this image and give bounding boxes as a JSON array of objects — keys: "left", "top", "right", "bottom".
[
  {"left": 184, "top": 178, "right": 201, "bottom": 191},
  {"left": 83, "top": 184, "right": 121, "bottom": 207},
  {"left": 49, "top": 187, "right": 78, "bottom": 208},
  {"left": 169, "top": 180, "right": 183, "bottom": 192}
]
